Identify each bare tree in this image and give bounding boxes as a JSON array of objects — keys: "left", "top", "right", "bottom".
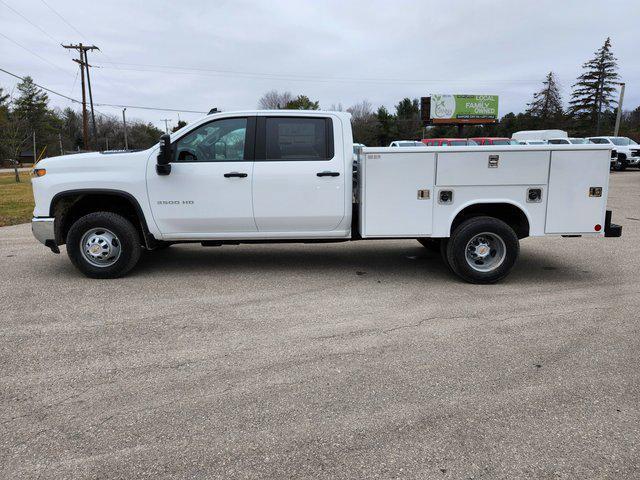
[
  {"left": 258, "top": 90, "right": 293, "bottom": 109},
  {"left": 347, "top": 100, "right": 377, "bottom": 146},
  {"left": 1, "top": 87, "right": 30, "bottom": 182},
  {"left": 347, "top": 100, "right": 373, "bottom": 121}
]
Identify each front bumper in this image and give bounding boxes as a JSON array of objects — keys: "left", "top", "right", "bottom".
[
  {"left": 626, "top": 156, "right": 640, "bottom": 166},
  {"left": 31, "top": 217, "right": 59, "bottom": 253}
]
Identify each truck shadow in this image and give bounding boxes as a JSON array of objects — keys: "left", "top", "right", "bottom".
[{"left": 131, "top": 241, "right": 593, "bottom": 285}]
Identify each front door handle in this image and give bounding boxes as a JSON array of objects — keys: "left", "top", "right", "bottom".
[
  {"left": 224, "top": 172, "right": 248, "bottom": 178},
  {"left": 317, "top": 171, "right": 340, "bottom": 177}
]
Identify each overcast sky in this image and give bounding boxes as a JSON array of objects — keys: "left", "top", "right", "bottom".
[{"left": 1, "top": 0, "right": 638, "bottom": 131}]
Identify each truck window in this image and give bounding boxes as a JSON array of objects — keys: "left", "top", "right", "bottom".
[
  {"left": 265, "top": 117, "right": 332, "bottom": 160},
  {"left": 174, "top": 118, "right": 248, "bottom": 162}
]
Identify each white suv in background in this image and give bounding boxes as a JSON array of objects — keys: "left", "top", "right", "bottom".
[
  {"left": 587, "top": 136, "right": 640, "bottom": 171},
  {"left": 547, "top": 138, "right": 591, "bottom": 145},
  {"left": 389, "top": 140, "right": 424, "bottom": 147}
]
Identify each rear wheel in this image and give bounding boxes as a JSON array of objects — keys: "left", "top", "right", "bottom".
[
  {"left": 66, "top": 212, "right": 142, "bottom": 278},
  {"left": 446, "top": 216, "right": 519, "bottom": 284}
]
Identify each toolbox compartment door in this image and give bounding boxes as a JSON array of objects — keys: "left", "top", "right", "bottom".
[
  {"left": 436, "top": 150, "right": 550, "bottom": 186},
  {"left": 545, "top": 149, "right": 610, "bottom": 234},
  {"left": 360, "top": 152, "right": 435, "bottom": 237}
]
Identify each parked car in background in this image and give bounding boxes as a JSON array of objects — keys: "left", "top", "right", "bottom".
[
  {"left": 512, "top": 129, "right": 567, "bottom": 142},
  {"left": 548, "top": 138, "right": 591, "bottom": 145},
  {"left": 516, "top": 140, "right": 547, "bottom": 145},
  {"left": 470, "top": 137, "right": 513, "bottom": 146},
  {"left": 586, "top": 136, "right": 640, "bottom": 171},
  {"left": 421, "top": 138, "right": 478, "bottom": 146},
  {"left": 389, "top": 141, "right": 424, "bottom": 147}
]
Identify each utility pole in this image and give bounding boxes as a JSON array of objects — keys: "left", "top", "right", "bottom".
[
  {"left": 83, "top": 49, "right": 98, "bottom": 143},
  {"left": 122, "top": 108, "right": 128, "bottom": 150},
  {"left": 62, "top": 43, "right": 99, "bottom": 149},
  {"left": 160, "top": 118, "right": 172, "bottom": 134},
  {"left": 58, "top": 133, "right": 64, "bottom": 155},
  {"left": 32, "top": 131, "right": 36, "bottom": 165},
  {"left": 614, "top": 82, "right": 626, "bottom": 137}
]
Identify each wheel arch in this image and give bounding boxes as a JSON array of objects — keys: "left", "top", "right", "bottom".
[
  {"left": 449, "top": 200, "right": 531, "bottom": 239},
  {"left": 50, "top": 189, "right": 154, "bottom": 248}
]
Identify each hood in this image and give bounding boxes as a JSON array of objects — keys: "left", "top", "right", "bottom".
[{"left": 36, "top": 149, "right": 151, "bottom": 170}]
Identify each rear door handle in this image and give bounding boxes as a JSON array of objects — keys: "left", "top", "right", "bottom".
[
  {"left": 224, "top": 172, "right": 248, "bottom": 178},
  {"left": 317, "top": 171, "right": 340, "bottom": 177}
]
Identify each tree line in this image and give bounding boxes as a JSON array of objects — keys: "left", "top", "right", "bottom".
[
  {"left": 258, "top": 37, "right": 640, "bottom": 145},
  {"left": 0, "top": 77, "right": 163, "bottom": 170},
  {"left": 1, "top": 36, "right": 638, "bottom": 174}
]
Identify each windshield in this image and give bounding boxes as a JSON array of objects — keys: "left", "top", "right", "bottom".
[
  {"left": 491, "top": 140, "right": 510, "bottom": 145},
  {"left": 569, "top": 138, "right": 588, "bottom": 144},
  {"left": 610, "top": 137, "right": 637, "bottom": 146},
  {"left": 528, "top": 141, "right": 546, "bottom": 145},
  {"left": 397, "top": 141, "right": 421, "bottom": 147}
]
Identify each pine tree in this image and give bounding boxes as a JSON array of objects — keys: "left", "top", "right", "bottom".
[
  {"left": 284, "top": 95, "right": 320, "bottom": 110},
  {"left": 569, "top": 37, "right": 620, "bottom": 134},
  {"left": 395, "top": 98, "right": 421, "bottom": 140},
  {"left": 526, "top": 72, "right": 563, "bottom": 127},
  {"left": 12, "top": 76, "right": 50, "bottom": 134},
  {"left": 375, "top": 106, "right": 397, "bottom": 146}
]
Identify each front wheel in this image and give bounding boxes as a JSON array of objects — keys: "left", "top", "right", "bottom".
[
  {"left": 66, "top": 212, "right": 142, "bottom": 279},
  {"left": 446, "top": 216, "right": 519, "bottom": 284}
]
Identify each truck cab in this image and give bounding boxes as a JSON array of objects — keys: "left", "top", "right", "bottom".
[{"left": 31, "top": 110, "right": 621, "bottom": 284}]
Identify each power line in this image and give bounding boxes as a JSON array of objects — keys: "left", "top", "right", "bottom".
[
  {"left": 39, "top": 0, "right": 86, "bottom": 39},
  {"left": 95, "top": 61, "right": 546, "bottom": 86},
  {"left": 0, "top": 67, "right": 208, "bottom": 114},
  {"left": 93, "top": 102, "right": 206, "bottom": 114},
  {"left": 0, "top": 67, "right": 79, "bottom": 103},
  {"left": 69, "top": 69, "right": 79, "bottom": 96},
  {"left": 0, "top": 31, "right": 73, "bottom": 77},
  {"left": 0, "top": 0, "right": 61, "bottom": 46}
]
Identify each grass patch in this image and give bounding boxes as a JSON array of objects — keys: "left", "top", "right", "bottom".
[{"left": 0, "top": 172, "right": 34, "bottom": 227}]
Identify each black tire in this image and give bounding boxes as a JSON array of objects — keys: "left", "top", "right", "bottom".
[
  {"left": 616, "top": 156, "right": 628, "bottom": 171},
  {"left": 439, "top": 237, "right": 458, "bottom": 274},
  {"left": 417, "top": 238, "right": 441, "bottom": 252},
  {"left": 66, "top": 212, "right": 142, "bottom": 279},
  {"left": 446, "top": 216, "right": 519, "bottom": 284}
]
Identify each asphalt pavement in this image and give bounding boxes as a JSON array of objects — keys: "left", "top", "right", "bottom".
[{"left": 1, "top": 172, "right": 639, "bottom": 479}]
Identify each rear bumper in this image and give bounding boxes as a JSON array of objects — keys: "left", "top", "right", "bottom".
[
  {"left": 32, "top": 217, "right": 60, "bottom": 253},
  {"left": 604, "top": 210, "right": 622, "bottom": 238}
]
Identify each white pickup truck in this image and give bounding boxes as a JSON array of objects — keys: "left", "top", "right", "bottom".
[{"left": 31, "top": 110, "right": 621, "bottom": 283}]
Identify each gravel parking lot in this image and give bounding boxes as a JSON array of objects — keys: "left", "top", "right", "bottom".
[{"left": 1, "top": 172, "right": 639, "bottom": 479}]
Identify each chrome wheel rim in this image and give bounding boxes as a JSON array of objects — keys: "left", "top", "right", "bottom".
[
  {"left": 80, "top": 228, "right": 122, "bottom": 268},
  {"left": 465, "top": 232, "right": 506, "bottom": 273}
]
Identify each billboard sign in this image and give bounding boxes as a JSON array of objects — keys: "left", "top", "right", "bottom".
[{"left": 428, "top": 94, "right": 499, "bottom": 123}]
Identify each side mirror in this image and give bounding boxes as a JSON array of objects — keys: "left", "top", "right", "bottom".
[{"left": 156, "top": 134, "right": 172, "bottom": 175}]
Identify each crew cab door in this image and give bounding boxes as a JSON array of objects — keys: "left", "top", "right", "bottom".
[
  {"left": 146, "top": 116, "right": 257, "bottom": 236},
  {"left": 252, "top": 116, "right": 345, "bottom": 232}
]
